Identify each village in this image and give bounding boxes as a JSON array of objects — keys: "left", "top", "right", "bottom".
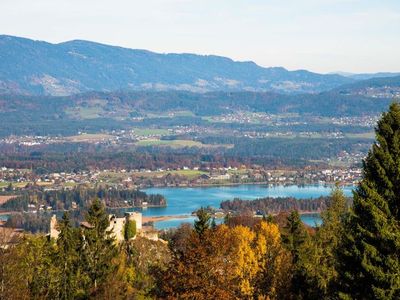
[{"left": 0, "top": 164, "right": 362, "bottom": 193}]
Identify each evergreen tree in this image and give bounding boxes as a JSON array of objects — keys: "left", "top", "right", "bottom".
[
  {"left": 282, "top": 210, "right": 307, "bottom": 264},
  {"left": 80, "top": 198, "right": 117, "bottom": 291},
  {"left": 56, "top": 212, "right": 79, "bottom": 300},
  {"left": 300, "top": 185, "right": 348, "bottom": 299},
  {"left": 282, "top": 210, "right": 309, "bottom": 298},
  {"left": 124, "top": 219, "right": 136, "bottom": 241},
  {"left": 337, "top": 103, "right": 400, "bottom": 299},
  {"left": 211, "top": 217, "right": 217, "bottom": 229},
  {"left": 194, "top": 207, "right": 211, "bottom": 237}
]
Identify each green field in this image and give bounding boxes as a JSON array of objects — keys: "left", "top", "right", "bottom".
[
  {"left": 135, "top": 139, "right": 205, "bottom": 148},
  {"left": 136, "top": 139, "right": 232, "bottom": 149},
  {"left": 132, "top": 128, "right": 170, "bottom": 136},
  {"left": 66, "top": 133, "right": 113, "bottom": 142},
  {"left": 135, "top": 169, "right": 207, "bottom": 179},
  {"left": 165, "top": 169, "right": 207, "bottom": 178},
  {"left": 145, "top": 110, "right": 195, "bottom": 118},
  {"left": 65, "top": 106, "right": 105, "bottom": 119},
  {"left": 0, "top": 182, "right": 30, "bottom": 188},
  {"left": 345, "top": 132, "right": 375, "bottom": 139}
]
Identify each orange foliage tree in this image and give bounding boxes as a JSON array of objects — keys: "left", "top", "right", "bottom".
[{"left": 157, "top": 221, "right": 292, "bottom": 299}]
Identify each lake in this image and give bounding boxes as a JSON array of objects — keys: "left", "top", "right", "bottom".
[
  {"left": 0, "top": 184, "right": 354, "bottom": 229},
  {"left": 134, "top": 184, "right": 355, "bottom": 229}
]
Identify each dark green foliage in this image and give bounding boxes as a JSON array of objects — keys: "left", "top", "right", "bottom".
[
  {"left": 220, "top": 195, "right": 352, "bottom": 215},
  {"left": 124, "top": 219, "right": 136, "bottom": 241},
  {"left": 282, "top": 210, "right": 309, "bottom": 298},
  {"left": 194, "top": 207, "right": 211, "bottom": 236},
  {"left": 300, "top": 185, "right": 348, "bottom": 299},
  {"left": 0, "top": 90, "right": 393, "bottom": 137},
  {"left": 337, "top": 103, "right": 400, "bottom": 299},
  {"left": 56, "top": 212, "right": 80, "bottom": 299},
  {"left": 1, "top": 186, "right": 166, "bottom": 212},
  {"left": 0, "top": 136, "right": 372, "bottom": 173},
  {"left": 80, "top": 198, "right": 117, "bottom": 290},
  {"left": 282, "top": 210, "right": 308, "bottom": 264},
  {"left": 5, "top": 212, "right": 51, "bottom": 233}
]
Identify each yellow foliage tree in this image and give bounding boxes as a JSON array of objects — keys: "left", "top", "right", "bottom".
[
  {"left": 254, "top": 221, "right": 293, "bottom": 299},
  {"left": 230, "top": 225, "right": 258, "bottom": 298}
]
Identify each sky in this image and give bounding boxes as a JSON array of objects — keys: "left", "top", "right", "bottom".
[{"left": 1, "top": 0, "right": 399, "bottom": 73}]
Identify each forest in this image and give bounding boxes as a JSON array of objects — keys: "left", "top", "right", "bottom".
[
  {"left": 0, "top": 86, "right": 396, "bottom": 137},
  {"left": 1, "top": 186, "right": 166, "bottom": 211},
  {"left": 220, "top": 195, "right": 353, "bottom": 215},
  {"left": 0, "top": 135, "right": 370, "bottom": 173}
]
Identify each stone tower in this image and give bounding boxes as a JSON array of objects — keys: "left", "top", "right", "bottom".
[{"left": 50, "top": 215, "right": 59, "bottom": 239}]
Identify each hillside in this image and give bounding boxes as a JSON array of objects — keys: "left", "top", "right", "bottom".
[
  {"left": 0, "top": 35, "right": 355, "bottom": 95},
  {"left": 333, "top": 75, "right": 400, "bottom": 99},
  {"left": 0, "top": 89, "right": 396, "bottom": 137}
]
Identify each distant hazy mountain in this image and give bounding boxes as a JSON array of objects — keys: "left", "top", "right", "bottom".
[
  {"left": 332, "top": 75, "right": 400, "bottom": 99},
  {"left": 331, "top": 71, "right": 400, "bottom": 80},
  {"left": 0, "top": 35, "right": 356, "bottom": 96}
]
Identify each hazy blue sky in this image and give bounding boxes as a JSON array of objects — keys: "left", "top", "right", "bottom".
[{"left": 1, "top": 0, "right": 399, "bottom": 73}]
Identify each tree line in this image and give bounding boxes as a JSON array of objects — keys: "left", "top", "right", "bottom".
[
  {"left": 1, "top": 186, "right": 166, "bottom": 212},
  {"left": 220, "top": 195, "right": 353, "bottom": 215}
]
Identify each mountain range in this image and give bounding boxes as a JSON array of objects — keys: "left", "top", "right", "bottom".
[{"left": 0, "top": 35, "right": 378, "bottom": 96}]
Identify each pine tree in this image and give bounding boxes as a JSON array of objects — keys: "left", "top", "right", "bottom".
[
  {"left": 282, "top": 210, "right": 309, "bottom": 298},
  {"left": 194, "top": 207, "right": 211, "bottom": 237},
  {"left": 300, "top": 185, "right": 348, "bottom": 299},
  {"left": 56, "top": 212, "right": 79, "bottom": 300},
  {"left": 337, "top": 103, "right": 400, "bottom": 299},
  {"left": 80, "top": 198, "right": 117, "bottom": 292},
  {"left": 282, "top": 210, "right": 307, "bottom": 264}
]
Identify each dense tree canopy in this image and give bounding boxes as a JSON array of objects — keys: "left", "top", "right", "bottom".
[{"left": 338, "top": 103, "right": 400, "bottom": 299}]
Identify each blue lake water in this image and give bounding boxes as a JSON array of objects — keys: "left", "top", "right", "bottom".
[
  {"left": 0, "top": 184, "right": 355, "bottom": 229},
  {"left": 0, "top": 214, "right": 9, "bottom": 221},
  {"left": 134, "top": 184, "right": 355, "bottom": 229}
]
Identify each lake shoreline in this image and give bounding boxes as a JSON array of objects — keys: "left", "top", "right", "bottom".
[{"left": 142, "top": 181, "right": 356, "bottom": 190}]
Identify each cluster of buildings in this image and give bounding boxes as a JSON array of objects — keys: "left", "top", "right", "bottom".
[
  {"left": 0, "top": 135, "right": 63, "bottom": 146},
  {"left": 350, "top": 86, "right": 400, "bottom": 99},
  {"left": 330, "top": 116, "right": 380, "bottom": 127},
  {"left": 1, "top": 165, "right": 364, "bottom": 192},
  {"left": 208, "top": 111, "right": 305, "bottom": 126}
]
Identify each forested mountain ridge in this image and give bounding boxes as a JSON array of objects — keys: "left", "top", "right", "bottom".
[
  {"left": 333, "top": 75, "right": 400, "bottom": 97},
  {"left": 1, "top": 73, "right": 399, "bottom": 137},
  {"left": 0, "top": 35, "right": 355, "bottom": 95},
  {"left": 0, "top": 88, "right": 395, "bottom": 118}
]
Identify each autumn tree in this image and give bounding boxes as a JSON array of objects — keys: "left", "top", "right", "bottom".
[
  {"left": 0, "top": 228, "right": 30, "bottom": 300},
  {"left": 253, "top": 221, "right": 292, "bottom": 299},
  {"left": 13, "top": 235, "right": 60, "bottom": 299},
  {"left": 158, "top": 225, "right": 241, "bottom": 299},
  {"left": 158, "top": 221, "right": 292, "bottom": 299}
]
